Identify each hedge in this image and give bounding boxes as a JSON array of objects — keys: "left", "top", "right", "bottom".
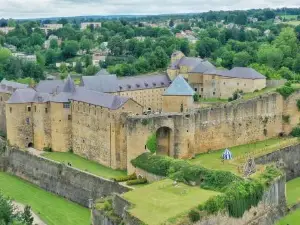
[{"left": 131, "top": 153, "right": 241, "bottom": 191}]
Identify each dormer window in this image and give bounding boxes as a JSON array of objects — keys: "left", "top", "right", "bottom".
[
  {"left": 136, "top": 84, "right": 140, "bottom": 88},
  {"left": 127, "top": 85, "right": 131, "bottom": 89},
  {"left": 119, "top": 86, "right": 123, "bottom": 90},
  {"left": 144, "top": 83, "right": 148, "bottom": 87},
  {"left": 161, "top": 82, "right": 165, "bottom": 85},
  {"left": 152, "top": 82, "right": 156, "bottom": 86}
]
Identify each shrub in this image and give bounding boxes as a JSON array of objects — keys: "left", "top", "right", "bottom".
[
  {"left": 193, "top": 93, "right": 200, "bottom": 102},
  {"left": 141, "top": 119, "right": 149, "bottom": 126},
  {"left": 131, "top": 153, "right": 241, "bottom": 191},
  {"left": 276, "top": 85, "right": 295, "bottom": 99},
  {"left": 114, "top": 173, "right": 137, "bottom": 182},
  {"left": 43, "top": 146, "right": 52, "bottom": 152},
  {"left": 188, "top": 209, "right": 200, "bottom": 222},
  {"left": 126, "top": 178, "right": 147, "bottom": 185},
  {"left": 291, "top": 127, "right": 300, "bottom": 137},
  {"left": 297, "top": 99, "right": 300, "bottom": 111},
  {"left": 285, "top": 81, "right": 292, "bottom": 87},
  {"left": 0, "top": 131, "right": 6, "bottom": 139},
  {"left": 282, "top": 115, "right": 290, "bottom": 124},
  {"left": 146, "top": 134, "right": 157, "bottom": 154}
]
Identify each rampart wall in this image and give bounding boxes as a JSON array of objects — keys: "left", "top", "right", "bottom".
[
  {"left": 1, "top": 144, "right": 129, "bottom": 207},
  {"left": 126, "top": 91, "right": 300, "bottom": 173},
  {"left": 255, "top": 144, "right": 300, "bottom": 181}
]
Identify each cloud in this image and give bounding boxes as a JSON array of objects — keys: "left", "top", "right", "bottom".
[{"left": 0, "top": 0, "right": 299, "bottom": 19}]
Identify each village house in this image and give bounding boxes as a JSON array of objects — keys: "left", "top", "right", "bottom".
[{"left": 80, "top": 22, "right": 102, "bottom": 30}]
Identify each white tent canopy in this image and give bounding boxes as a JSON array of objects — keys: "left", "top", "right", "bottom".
[{"left": 222, "top": 148, "right": 233, "bottom": 160}]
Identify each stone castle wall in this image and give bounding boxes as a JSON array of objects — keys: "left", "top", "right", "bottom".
[
  {"left": 196, "top": 176, "right": 286, "bottom": 225},
  {"left": 126, "top": 91, "right": 300, "bottom": 173},
  {"left": 255, "top": 144, "right": 300, "bottom": 181},
  {"left": 2, "top": 146, "right": 129, "bottom": 207}
]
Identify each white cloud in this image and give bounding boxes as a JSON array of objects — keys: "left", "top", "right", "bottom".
[{"left": 0, "top": 0, "right": 299, "bottom": 19}]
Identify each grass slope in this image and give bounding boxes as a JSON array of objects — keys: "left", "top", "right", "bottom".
[
  {"left": 276, "top": 209, "right": 300, "bottom": 225},
  {"left": 190, "top": 138, "right": 298, "bottom": 174},
  {"left": 123, "top": 179, "right": 219, "bottom": 225},
  {"left": 0, "top": 172, "right": 89, "bottom": 225},
  {"left": 42, "top": 152, "right": 126, "bottom": 179},
  {"left": 286, "top": 177, "right": 300, "bottom": 206}
]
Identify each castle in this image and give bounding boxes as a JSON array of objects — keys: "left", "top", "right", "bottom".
[
  {"left": 1, "top": 51, "right": 283, "bottom": 173},
  {"left": 167, "top": 51, "right": 266, "bottom": 98}
]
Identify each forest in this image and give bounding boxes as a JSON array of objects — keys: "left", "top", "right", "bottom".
[{"left": 0, "top": 7, "right": 300, "bottom": 81}]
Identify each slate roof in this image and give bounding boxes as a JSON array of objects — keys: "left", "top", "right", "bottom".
[
  {"left": 81, "top": 73, "right": 171, "bottom": 93},
  {"left": 170, "top": 56, "right": 216, "bottom": 73},
  {"left": 205, "top": 67, "right": 265, "bottom": 79},
  {"left": 80, "top": 74, "right": 118, "bottom": 93},
  {"left": 117, "top": 74, "right": 171, "bottom": 92},
  {"left": 35, "top": 80, "right": 64, "bottom": 94},
  {"left": 63, "top": 75, "right": 76, "bottom": 93},
  {"left": 1, "top": 79, "right": 28, "bottom": 89},
  {"left": 163, "top": 75, "right": 195, "bottom": 96},
  {"left": 0, "top": 79, "right": 29, "bottom": 94},
  {"left": 7, "top": 88, "right": 36, "bottom": 104},
  {"left": 71, "top": 87, "right": 130, "bottom": 110}
]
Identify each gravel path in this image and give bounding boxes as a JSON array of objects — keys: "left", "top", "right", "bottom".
[{"left": 13, "top": 201, "right": 47, "bottom": 225}]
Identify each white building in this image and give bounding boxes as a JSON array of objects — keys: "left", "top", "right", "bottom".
[{"left": 80, "top": 22, "right": 102, "bottom": 30}]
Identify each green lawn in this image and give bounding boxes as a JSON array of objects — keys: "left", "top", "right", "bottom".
[
  {"left": 190, "top": 138, "right": 299, "bottom": 174},
  {"left": 123, "top": 179, "right": 219, "bottom": 225},
  {"left": 199, "top": 98, "right": 228, "bottom": 103},
  {"left": 242, "top": 87, "right": 277, "bottom": 100},
  {"left": 286, "top": 177, "right": 300, "bottom": 206},
  {"left": 283, "top": 20, "right": 300, "bottom": 26},
  {"left": 276, "top": 209, "right": 300, "bottom": 225},
  {"left": 0, "top": 172, "right": 90, "bottom": 225},
  {"left": 42, "top": 152, "right": 126, "bottom": 179}
]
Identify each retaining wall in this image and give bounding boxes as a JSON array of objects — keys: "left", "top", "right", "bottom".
[
  {"left": 3, "top": 146, "right": 129, "bottom": 207},
  {"left": 255, "top": 144, "right": 300, "bottom": 181}
]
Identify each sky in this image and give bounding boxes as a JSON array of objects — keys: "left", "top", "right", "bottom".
[{"left": 0, "top": 0, "right": 300, "bottom": 19}]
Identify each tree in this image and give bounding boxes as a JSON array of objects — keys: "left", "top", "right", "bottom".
[
  {"left": 293, "top": 55, "right": 300, "bottom": 73},
  {"left": 62, "top": 40, "right": 79, "bottom": 59},
  {"left": 179, "top": 39, "right": 190, "bottom": 56},
  {"left": 107, "top": 35, "right": 124, "bottom": 56},
  {"left": 45, "top": 49, "right": 57, "bottom": 65},
  {"left": 274, "top": 27, "right": 299, "bottom": 57},
  {"left": 264, "top": 10, "right": 276, "bottom": 20},
  {"left": 235, "top": 12, "right": 247, "bottom": 25},
  {"left": 257, "top": 44, "right": 283, "bottom": 69},
  {"left": 29, "top": 33, "right": 44, "bottom": 47},
  {"left": 278, "top": 67, "right": 295, "bottom": 80},
  {"left": 36, "top": 52, "right": 45, "bottom": 67},
  {"left": 0, "top": 36, "right": 4, "bottom": 46},
  {"left": 0, "top": 48, "right": 12, "bottom": 62},
  {"left": 169, "top": 19, "right": 174, "bottom": 28},
  {"left": 49, "top": 39, "right": 58, "bottom": 49},
  {"left": 75, "top": 61, "right": 83, "bottom": 74},
  {"left": 22, "top": 206, "right": 33, "bottom": 225},
  {"left": 80, "top": 38, "right": 93, "bottom": 53},
  {"left": 220, "top": 50, "right": 234, "bottom": 68},
  {"left": 233, "top": 51, "right": 252, "bottom": 67},
  {"left": 85, "top": 65, "right": 99, "bottom": 75},
  {"left": 151, "top": 46, "right": 169, "bottom": 69},
  {"left": 195, "top": 37, "right": 219, "bottom": 58}
]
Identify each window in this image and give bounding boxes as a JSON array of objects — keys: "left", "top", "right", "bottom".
[
  {"left": 0, "top": 96, "right": 2, "bottom": 101},
  {"left": 27, "top": 106, "right": 31, "bottom": 112},
  {"left": 201, "top": 88, "right": 203, "bottom": 92},
  {"left": 34, "top": 106, "right": 37, "bottom": 112},
  {"left": 68, "top": 115, "right": 72, "bottom": 120},
  {"left": 9, "top": 107, "right": 12, "bottom": 113},
  {"left": 213, "top": 92, "right": 215, "bottom": 96},
  {"left": 26, "top": 118, "right": 30, "bottom": 125},
  {"left": 223, "top": 82, "right": 225, "bottom": 85},
  {"left": 45, "top": 108, "right": 48, "bottom": 113},
  {"left": 244, "top": 84, "right": 246, "bottom": 87},
  {"left": 194, "top": 88, "right": 198, "bottom": 91},
  {"left": 237, "top": 83, "right": 239, "bottom": 85},
  {"left": 63, "top": 103, "right": 70, "bottom": 109}
]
